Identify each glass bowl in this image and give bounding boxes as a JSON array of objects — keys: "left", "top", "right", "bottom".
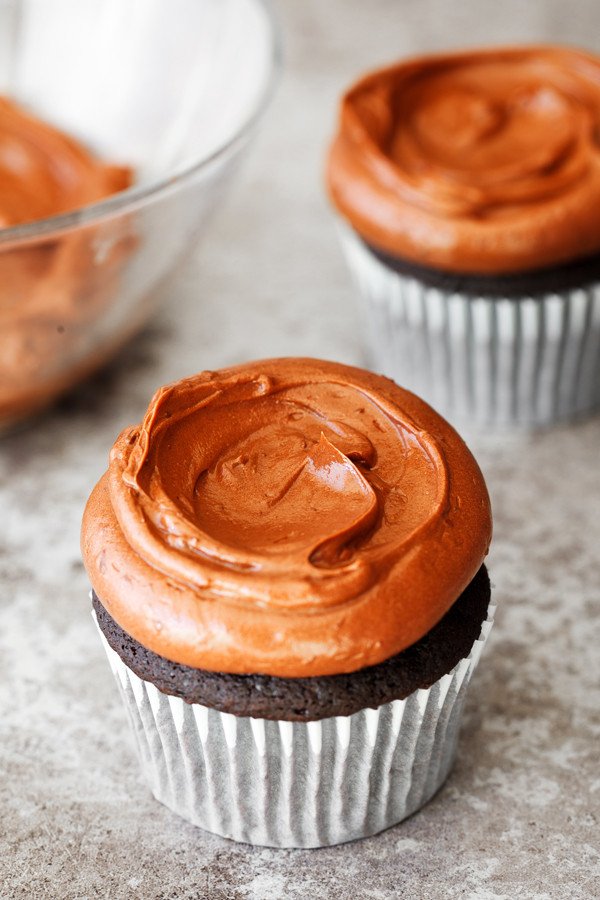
[{"left": 0, "top": 0, "right": 279, "bottom": 428}]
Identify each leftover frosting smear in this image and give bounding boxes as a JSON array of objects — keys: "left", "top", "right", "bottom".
[
  {"left": 82, "top": 359, "right": 492, "bottom": 677},
  {"left": 0, "top": 95, "right": 133, "bottom": 425},
  {"left": 0, "top": 95, "right": 129, "bottom": 226},
  {"left": 328, "top": 46, "right": 600, "bottom": 274}
]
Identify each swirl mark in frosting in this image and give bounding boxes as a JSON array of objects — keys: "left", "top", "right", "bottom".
[
  {"left": 111, "top": 370, "right": 445, "bottom": 610},
  {"left": 82, "top": 359, "right": 492, "bottom": 676},
  {"left": 328, "top": 46, "right": 600, "bottom": 273}
]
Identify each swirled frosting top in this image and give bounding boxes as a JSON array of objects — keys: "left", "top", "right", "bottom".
[
  {"left": 81, "top": 359, "right": 492, "bottom": 677},
  {"left": 0, "top": 95, "right": 130, "bottom": 227},
  {"left": 327, "top": 46, "right": 600, "bottom": 274}
]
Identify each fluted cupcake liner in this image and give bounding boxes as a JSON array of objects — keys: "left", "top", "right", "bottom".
[
  {"left": 94, "top": 599, "right": 495, "bottom": 848},
  {"left": 338, "top": 225, "right": 600, "bottom": 427}
]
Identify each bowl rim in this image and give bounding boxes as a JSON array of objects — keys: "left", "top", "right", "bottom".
[{"left": 0, "top": 0, "right": 282, "bottom": 247}]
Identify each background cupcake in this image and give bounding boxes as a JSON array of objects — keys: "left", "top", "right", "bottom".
[
  {"left": 82, "top": 358, "right": 494, "bottom": 848},
  {"left": 327, "top": 45, "right": 600, "bottom": 427}
]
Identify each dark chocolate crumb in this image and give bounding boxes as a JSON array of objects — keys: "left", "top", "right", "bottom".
[
  {"left": 94, "top": 564, "right": 490, "bottom": 722},
  {"left": 367, "top": 238, "right": 600, "bottom": 298}
]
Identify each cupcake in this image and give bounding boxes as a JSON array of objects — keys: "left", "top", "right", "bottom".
[
  {"left": 327, "top": 46, "right": 600, "bottom": 427},
  {"left": 81, "top": 358, "right": 494, "bottom": 847}
]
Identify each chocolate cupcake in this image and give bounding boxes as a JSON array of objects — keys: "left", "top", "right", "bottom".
[
  {"left": 327, "top": 46, "right": 600, "bottom": 426},
  {"left": 82, "top": 358, "right": 494, "bottom": 847}
]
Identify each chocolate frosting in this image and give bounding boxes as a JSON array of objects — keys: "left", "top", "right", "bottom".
[
  {"left": 0, "top": 95, "right": 132, "bottom": 424},
  {"left": 327, "top": 46, "right": 600, "bottom": 274},
  {"left": 81, "top": 359, "right": 492, "bottom": 678},
  {"left": 0, "top": 95, "right": 129, "bottom": 226}
]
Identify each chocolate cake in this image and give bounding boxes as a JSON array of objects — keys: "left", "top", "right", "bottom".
[
  {"left": 82, "top": 358, "right": 494, "bottom": 846},
  {"left": 93, "top": 563, "right": 490, "bottom": 721},
  {"left": 327, "top": 46, "right": 600, "bottom": 425}
]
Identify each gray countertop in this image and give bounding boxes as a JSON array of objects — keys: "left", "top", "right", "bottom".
[{"left": 2, "top": 1, "right": 600, "bottom": 897}]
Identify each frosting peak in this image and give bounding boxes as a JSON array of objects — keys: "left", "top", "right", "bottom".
[
  {"left": 196, "top": 429, "right": 378, "bottom": 565},
  {"left": 328, "top": 46, "right": 600, "bottom": 274},
  {"left": 82, "top": 359, "right": 492, "bottom": 677}
]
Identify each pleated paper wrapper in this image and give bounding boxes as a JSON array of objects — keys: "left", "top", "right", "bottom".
[
  {"left": 95, "top": 600, "right": 495, "bottom": 848},
  {"left": 338, "top": 225, "right": 600, "bottom": 428}
]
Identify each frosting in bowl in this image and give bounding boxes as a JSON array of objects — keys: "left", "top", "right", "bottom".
[
  {"left": 0, "top": 95, "right": 133, "bottom": 426},
  {"left": 327, "top": 46, "right": 600, "bottom": 274},
  {"left": 0, "top": 95, "right": 130, "bottom": 226},
  {"left": 81, "top": 358, "right": 492, "bottom": 677}
]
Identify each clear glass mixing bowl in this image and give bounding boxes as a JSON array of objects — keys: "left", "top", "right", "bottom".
[{"left": 0, "top": 0, "right": 279, "bottom": 427}]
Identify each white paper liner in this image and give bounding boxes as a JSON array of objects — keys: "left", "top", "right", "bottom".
[
  {"left": 94, "top": 600, "right": 495, "bottom": 848},
  {"left": 338, "top": 224, "right": 600, "bottom": 427}
]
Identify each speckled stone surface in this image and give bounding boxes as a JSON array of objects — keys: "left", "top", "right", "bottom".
[{"left": 1, "top": 1, "right": 600, "bottom": 897}]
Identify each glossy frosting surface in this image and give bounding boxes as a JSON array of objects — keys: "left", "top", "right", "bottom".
[
  {"left": 328, "top": 46, "right": 600, "bottom": 274},
  {"left": 82, "top": 359, "right": 492, "bottom": 677}
]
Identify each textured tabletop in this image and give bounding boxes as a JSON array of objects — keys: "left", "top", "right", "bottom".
[{"left": 1, "top": 1, "right": 599, "bottom": 897}]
